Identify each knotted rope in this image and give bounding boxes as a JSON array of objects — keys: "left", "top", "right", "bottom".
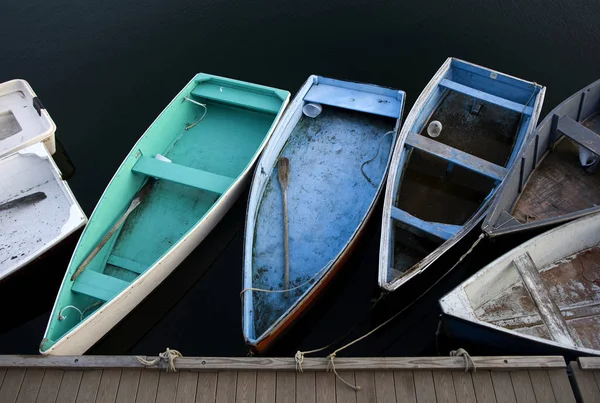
[
  {"left": 136, "top": 348, "right": 183, "bottom": 372},
  {"left": 327, "top": 353, "right": 361, "bottom": 391},
  {"left": 450, "top": 348, "right": 476, "bottom": 372}
]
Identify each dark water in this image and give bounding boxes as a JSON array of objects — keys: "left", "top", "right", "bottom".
[{"left": 1, "top": 0, "right": 600, "bottom": 357}]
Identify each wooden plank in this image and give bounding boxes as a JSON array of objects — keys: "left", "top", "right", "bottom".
[
  {"left": 296, "top": 372, "right": 316, "bottom": 403},
  {"left": 439, "top": 78, "right": 533, "bottom": 115},
  {"left": 215, "top": 371, "right": 237, "bottom": 403},
  {"left": 255, "top": 372, "right": 275, "bottom": 403},
  {"left": 491, "top": 371, "right": 517, "bottom": 403},
  {"left": 316, "top": 372, "right": 336, "bottom": 403},
  {"left": 413, "top": 370, "right": 436, "bottom": 403},
  {"left": 355, "top": 372, "right": 375, "bottom": 403},
  {"left": 75, "top": 369, "right": 102, "bottom": 403},
  {"left": 509, "top": 371, "right": 535, "bottom": 403},
  {"left": 451, "top": 371, "right": 475, "bottom": 403},
  {"left": 393, "top": 371, "right": 416, "bottom": 403},
  {"left": 471, "top": 371, "right": 497, "bottom": 403},
  {"left": 15, "top": 369, "right": 45, "bottom": 403},
  {"left": 135, "top": 370, "right": 160, "bottom": 403},
  {"left": 335, "top": 371, "right": 356, "bottom": 403},
  {"left": 528, "top": 370, "right": 557, "bottom": 403},
  {"left": 557, "top": 115, "right": 600, "bottom": 155},
  {"left": 570, "top": 361, "right": 600, "bottom": 403},
  {"left": 174, "top": 372, "right": 198, "bottom": 403},
  {"left": 276, "top": 371, "right": 295, "bottom": 403},
  {"left": 0, "top": 369, "right": 26, "bottom": 403},
  {"left": 236, "top": 371, "right": 257, "bottom": 403},
  {"left": 115, "top": 369, "right": 141, "bottom": 403},
  {"left": 55, "top": 370, "right": 83, "bottom": 403},
  {"left": 433, "top": 370, "right": 457, "bottom": 403},
  {"left": 513, "top": 252, "right": 577, "bottom": 346},
  {"left": 406, "top": 132, "right": 508, "bottom": 181},
  {"left": 0, "top": 355, "right": 567, "bottom": 370},
  {"left": 547, "top": 368, "right": 576, "bottom": 403},
  {"left": 95, "top": 369, "right": 122, "bottom": 403},
  {"left": 373, "top": 371, "right": 395, "bottom": 403},
  {"left": 195, "top": 372, "right": 217, "bottom": 403},
  {"left": 155, "top": 372, "right": 179, "bottom": 403},
  {"left": 390, "top": 206, "right": 460, "bottom": 241},
  {"left": 35, "top": 369, "right": 63, "bottom": 403},
  {"left": 579, "top": 357, "right": 600, "bottom": 370},
  {"left": 0, "top": 368, "right": 6, "bottom": 389}
]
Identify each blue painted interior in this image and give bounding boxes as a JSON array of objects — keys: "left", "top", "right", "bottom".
[{"left": 391, "top": 206, "right": 460, "bottom": 240}]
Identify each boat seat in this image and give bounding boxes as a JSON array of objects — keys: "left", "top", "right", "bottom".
[
  {"left": 72, "top": 270, "right": 130, "bottom": 302},
  {"left": 557, "top": 115, "right": 600, "bottom": 156},
  {"left": 406, "top": 132, "right": 508, "bottom": 181},
  {"left": 439, "top": 79, "right": 533, "bottom": 115},
  {"left": 107, "top": 255, "right": 147, "bottom": 274},
  {"left": 132, "top": 156, "right": 234, "bottom": 194},
  {"left": 513, "top": 252, "right": 579, "bottom": 347},
  {"left": 391, "top": 206, "right": 460, "bottom": 241},
  {"left": 190, "top": 84, "right": 282, "bottom": 115}
]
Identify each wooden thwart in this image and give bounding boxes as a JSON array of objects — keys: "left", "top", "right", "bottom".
[{"left": 557, "top": 115, "right": 600, "bottom": 156}]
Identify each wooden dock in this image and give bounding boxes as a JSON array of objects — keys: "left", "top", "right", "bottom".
[
  {"left": 570, "top": 357, "right": 600, "bottom": 402},
  {"left": 0, "top": 355, "right": 578, "bottom": 402}
]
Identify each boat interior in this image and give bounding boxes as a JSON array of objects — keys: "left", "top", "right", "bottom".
[
  {"left": 248, "top": 78, "right": 402, "bottom": 340},
  {"left": 42, "top": 75, "right": 287, "bottom": 350},
  {"left": 387, "top": 60, "right": 543, "bottom": 283}
]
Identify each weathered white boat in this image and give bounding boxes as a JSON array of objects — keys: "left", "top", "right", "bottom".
[
  {"left": 41, "top": 73, "right": 289, "bottom": 355},
  {"left": 483, "top": 78, "right": 600, "bottom": 236},
  {"left": 243, "top": 75, "right": 405, "bottom": 353},
  {"left": 440, "top": 212, "right": 600, "bottom": 356},
  {"left": 0, "top": 143, "right": 87, "bottom": 281},
  {"left": 0, "top": 79, "right": 57, "bottom": 158},
  {"left": 379, "top": 57, "right": 545, "bottom": 293}
]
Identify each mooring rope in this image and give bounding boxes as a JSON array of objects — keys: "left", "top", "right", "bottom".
[
  {"left": 294, "top": 232, "right": 486, "bottom": 389},
  {"left": 450, "top": 348, "right": 476, "bottom": 372},
  {"left": 136, "top": 348, "right": 183, "bottom": 372},
  {"left": 361, "top": 130, "right": 394, "bottom": 187},
  {"left": 240, "top": 263, "right": 331, "bottom": 298}
]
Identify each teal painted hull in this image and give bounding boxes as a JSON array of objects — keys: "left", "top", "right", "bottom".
[{"left": 41, "top": 73, "right": 289, "bottom": 354}]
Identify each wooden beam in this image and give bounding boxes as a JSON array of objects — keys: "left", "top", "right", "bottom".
[
  {"left": 406, "top": 132, "right": 508, "bottom": 181},
  {"left": 439, "top": 79, "right": 533, "bottom": 115},
  {"left": 578, "top": 357, "right": 600, "bottom": 370},
  {"left": 0, "top": 356, "right": 566, "bottom": 371},
  {"left": 390, "top": 206, "right": 460, "bottom": 241},
  {"left": 557, "top": 115, "right": 600, "bottom": 156},
  {"left": 513, "top": 253, "right": 578, "bottom": 346}
]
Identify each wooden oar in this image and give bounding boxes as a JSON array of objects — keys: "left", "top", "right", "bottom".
[
  {"left": 0, "top": 192, "right": 46, "bottom": 212},
  {"left": 71, "top": 178, "right": 156, "bottom": 281},
  {"left": 278, "top": 157, "right": 290, "bottom": 297}
]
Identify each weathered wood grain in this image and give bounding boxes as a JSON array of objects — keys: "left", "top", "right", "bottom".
[
  {"left": 451, "top": 371, "right": 475, "bottom": 403},
  {"left": 0, "top": 355, "right": 566, "bottom": 370},
  {"left": 55, "top": 370, "right": 83, "bottom": 403},
  {"left": 0, "top": 368, "right": 26, "bottom": 403},
  {"left": 255, "top": 372, "right": 275, "bottom": 403},
  {"left": 569, "top": 362, "right": 600, "bottom": 403},
  {"left": 135, "top": 370, "right": 160, "bottom": 403},
  {"left": 491, "top": 371, "right": 517, "bottom": 403},
  {"left": 433, "top": 370, "right": 457, "bottom": 403},
  {"left": 579, "top": 357, "right": 600, "bottom": 370},
  {"left": 355, "top": 371, "right": 375, "bottom": 403},
  {"left": 15, "top": 369, "right": 44, "bottom": 403},
  {"left": 393, "top": 371, "right": 416, "bottom": 403},
  {"left": 529, "top": 370, "right": 556, "bottom": 403},
  {"left": 75, "top": 369, "right": 102, "bottom": 403},
  {"left": 413, "top": 370, "right": 436, "bottom": 403},
  {"left": 296, "top": 371, "right": 316, "bottom": 403},
  {"left": 236, "top": 371, "right": 257, "bottom": 403},
  {"left": 174, "top": 371, "right": 198, "bottom": 403},
  {"left": 276, "top": 371, "right": 295, "bottom": 403},
  {"left": 215, "top": 371, "right": 237, "bottom": 403},
  {"left": 316, "top": 371, "right": 336, "bottom": 403},
  {"left": 115, "top": 369, "right": 141, "bottom": 403},
  {"left": 509, "top": 370, "right": 535, "bottom": 403},
  {"left": 155, "top": 372, "right": 179, "bottom": 403},
  {"left": 471, "top": 371, "right": 497, "bottom": 403},
  {"left": 335, "top": 371, "right": 356, "bottom": 403},
  {"left": 547, "top": 368, "right": 576, "bottom": 403},
  {"left": 195, "top": 372, "right": 217, "bottom": 403},
  {"left": 35, "top": 369, "right": 63, "bottom": 403},
  {"left": 374, "top": 371, "right": 395, "bottom": 403},
  {"left": 0, "top": 368, "right": 6, "bottom": 389},
  {"left": 95, "top": 369, "right": 121, "bottom": 403}
]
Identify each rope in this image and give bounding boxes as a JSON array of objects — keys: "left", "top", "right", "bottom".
[
  {"left": 295, "top": 232, "right": 486, "bottom": 389},
  {"left": 450, "top": 348, "right": 476, "bottom": 372},
  {"left": 184, "top": 97, "right": 208, "bottom": 130},
  {"left": 240, "top": 264, "right": 330, "bottom": 298},
  {"left": 361, "top": 131, "right": 394, "bottom": 186},
  {"left": 136, "top": 348, "right": 183, "bottom": 372},
  {"left": 327, "top": 353, "right": 361, "bottom": 391},
  {"left": 58, "top": 301, "right": 103, "bottom": 322}
]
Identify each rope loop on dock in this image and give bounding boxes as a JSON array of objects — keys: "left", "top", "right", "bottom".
[
  {"left": 294, "top": 351, "right": 304, "bottom": 372},
  {"left": 450, "top": 348, "right": 476, "bottom": 372},
  {"left": 327, "top": 353, "right": 361, "bottom": 391},
  {"left": 136, "top": 348, "right": 183, "bottom": 372}
]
